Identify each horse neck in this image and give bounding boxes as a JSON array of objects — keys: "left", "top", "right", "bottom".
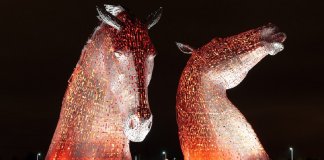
[
  {"left": 46, "top": 25, "right": 134, "bottom": 159},
  {"left": 178, "top": 56, "right": 228, "bottom": 109}
]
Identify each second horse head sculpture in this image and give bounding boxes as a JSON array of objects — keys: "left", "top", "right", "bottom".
[{"left": 176, "top": 23, "right": 286, "bottom": 160}]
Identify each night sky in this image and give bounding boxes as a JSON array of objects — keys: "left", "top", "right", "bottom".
[{"left": 1, "top": 0, "right": 324, "bottom": 159}]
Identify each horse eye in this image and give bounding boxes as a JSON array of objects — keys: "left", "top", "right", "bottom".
[{"left": 114, "top": 51, "right": 123, "bottom": 58}]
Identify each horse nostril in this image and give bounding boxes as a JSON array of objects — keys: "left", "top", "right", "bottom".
[
  {"left": 274, "top": 32, "right": 286, "bottom": 43},
  {"left": 129, "top": 119, "right": 135, "bottom": 129},
  {"left": 148, "top": 122, "right": 152, "bottom": 129}
]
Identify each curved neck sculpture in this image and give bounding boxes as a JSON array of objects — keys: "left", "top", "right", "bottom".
[
  {"left": 46, "top": 5, "right": 162, "bottom": 160},
  {"left": 176, "top": 24, "right": 286, "bottom": 160}
]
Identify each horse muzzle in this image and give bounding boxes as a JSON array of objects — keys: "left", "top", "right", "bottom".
[{"left": 123, "top": 113, "right": 153, "bottom": 142}]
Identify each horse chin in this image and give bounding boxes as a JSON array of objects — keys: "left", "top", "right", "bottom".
[
  {"left": 123, "top": 115, "right": 152, "bottom": 142},
  {"left": 268, "top": 42, "right": 284, "bottom": 56}
]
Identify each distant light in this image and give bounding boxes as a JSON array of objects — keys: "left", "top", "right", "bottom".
[
  {"left": 289, "top": 147, "right": 294, "bottom": 160},
  {"left": 162, "top": 151, "right": 166, "bottom": 154},
  {"left": 37, "top": 153, "right": 41, "bottom": 160}
]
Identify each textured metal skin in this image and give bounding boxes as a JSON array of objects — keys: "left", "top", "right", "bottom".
[{"left": 176, "top": 24, "right": 286, "bottom": 160}]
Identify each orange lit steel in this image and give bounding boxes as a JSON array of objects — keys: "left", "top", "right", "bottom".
[
  {"left": 176, "top": 24, "right": 286, "bottom": 160},
  {"left": 46, "top": 5, "right": 162, "bottom": 160}
]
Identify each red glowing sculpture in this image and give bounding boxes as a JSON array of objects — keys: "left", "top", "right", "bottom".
[
  {"left": 46, "top": 5, "right": 162, "bottom": 160},
  {"left": 176, "top": 24, "right": 286, "bottom": 160}
]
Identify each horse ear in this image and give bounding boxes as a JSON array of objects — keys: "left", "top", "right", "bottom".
[
  {"left": 146, "top": 7, "right": 163, "bottom": 29},
  {"left": 97, "top": 5, "right": 124, "bottom": 31},
  {"left": 176, "top": 42, "right": 194, "bottom": 54}
]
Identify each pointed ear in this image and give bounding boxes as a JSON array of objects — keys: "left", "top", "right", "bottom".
[
  {"left": 175, "top": 42, "right": 194, "bottom": 54},
  {"left": 96, "top": 5, "right": 124, "bottom": 31},
  {"left": 146, "top": 7, "right": 163, "bottom": 29}
]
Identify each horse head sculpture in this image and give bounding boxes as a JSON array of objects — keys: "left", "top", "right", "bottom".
[
  {"left": 176, "top": 23, "right": 286, "bottom": 160},
  {"left": 46, "top": 4, "right": 162, "bottom": 160}
]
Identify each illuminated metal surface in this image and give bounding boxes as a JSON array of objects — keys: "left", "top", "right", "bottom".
[
  {"left": 176, "top": 24, "right": 286, "bottom": 160},
  {"left": 46, "top": 5, "right": 162, "bottom": 160}
]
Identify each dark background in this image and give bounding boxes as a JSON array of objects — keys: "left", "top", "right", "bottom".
[{"left": 1, "top": 0, "right": 324, "bottom": 159}]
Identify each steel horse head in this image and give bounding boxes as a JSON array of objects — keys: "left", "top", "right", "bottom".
[
  {"left": 175, "top": 23, "right": 286, "bottom": 160},
  {"left": 46, "top": 4, "right": 162, "bottom": 160}
]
